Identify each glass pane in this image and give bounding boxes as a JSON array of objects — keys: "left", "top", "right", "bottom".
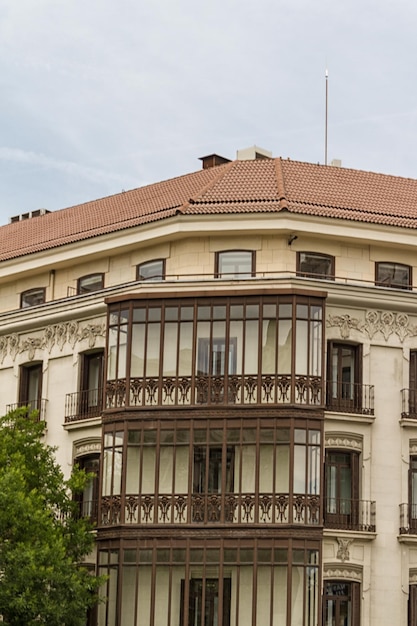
[
  {"left": 137, "top": 259, "right": 164, "bottom": 281},
  {"left": 218, "top": 251, "right": 253, "bottom": 277}
]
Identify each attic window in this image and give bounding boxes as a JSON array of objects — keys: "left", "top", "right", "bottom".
[
  {"left": 21, "top": 288, "right": 46, "bottom": 308},
  {"left": 77, "top": 273, "right": 104, "bottom": 294},
  {"left": 297, "top": 252, "right": 335, "bottom": 280},
  {"left": 137, "top": 259, "right": 166, "bottom": 281},
  {"left": 375, "top": 262, "right": 411, "bottom": 290},
  {"left": 215, "top": 251, "right": 255, "bottom": 278}
]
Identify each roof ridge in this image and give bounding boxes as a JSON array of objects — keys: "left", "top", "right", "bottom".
[
  {"left": 274, "top": 157, "right": 289, "bottom": 210},
  {"left": 181, "top": 160, "right": 236, "bottom": 212}
]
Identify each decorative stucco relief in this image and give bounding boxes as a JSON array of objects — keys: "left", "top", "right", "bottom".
[
  {"left": 0, "top": 321, "right": 105, "bottom": 363},
  {"left": 409, "top": 569, "right": 417, "bottom": 584},
  {"left": 323, "top": 564, "right": 362, "bottom": 582},
  {"left": 336, "top": 537, "right": 354, "bottom": 562},
  {"left": 325, "top": 433, "right": 363, "bottom": 452},
  {"left": 327, "top": 310, "right": 417, "bottom": 343}
]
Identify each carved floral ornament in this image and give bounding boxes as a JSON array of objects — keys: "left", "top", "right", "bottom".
[
  {"left": 327, "top": 309, "right": 417, "bottom": 343},
  {"left": 0, "top": 321, "right": 105, "bottom": 363},
  {"left": 323, "top": 564, "right": 362, "bottom": 583},
  {"left": 325, "top": 433, "right": 363, "bottom": 452}
]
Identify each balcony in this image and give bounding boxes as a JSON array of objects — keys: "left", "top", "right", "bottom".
[
  {"left": 65, "top": 389, "right": 103, "bottom": 423},
  {"left": 324, "top": 498, "right": 376, "bottom": 532},
  {"left": 326, "top": 382, "right": 374, "bottom": 415},
  {"left": 6, "top": 399, "right": 48, "bottom": 421},
  {"left": 105, "top": 374, "right": 322, "bottom": 409},
  {"left": 100, "top": 492, "right": 321, "bottom": 527},
  {"left": 399, "top": 503, "right": 417, "bottom": 534},
  {"left": 401, "top": 389, "right": 417, "bottom": 419}
]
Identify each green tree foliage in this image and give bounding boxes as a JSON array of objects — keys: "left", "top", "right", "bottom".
[{"left": 0, "top": 408, "right": 104, "bottom": 626}]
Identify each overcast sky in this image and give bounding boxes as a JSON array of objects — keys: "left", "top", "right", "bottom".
[{"left": 0, "top": 0, "right": 416, "bottom": 225}]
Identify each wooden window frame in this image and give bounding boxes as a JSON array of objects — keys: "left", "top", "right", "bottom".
[
  {"left": 297, "top": 251, "right": 335, "bottom": 280},
  {"left": 327, "top": 341, "right": 362, "bottom": 412},
  {"left": 323, "top": 580, "right": 360, "bottom": 625},
  {"left": 19, "top": 362, "right": 43, "bottom": 412},
  {"left": 136, "top": 258, "right": 166, "bottom": 281},
  {"left": 215, "top": 250, "right": 255, "bottom": 278},
  {"left": 375, "top": 261, "right": 412, "bottom": 290},
  {"left": 77, "top": 273, "right": 104, "bottom": 295},
  {"left": 20, "top": 287, "right": 46, "bottom": 308}
]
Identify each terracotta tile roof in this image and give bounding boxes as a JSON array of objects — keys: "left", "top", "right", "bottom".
[{"left": 2, "top": 157, "right": 417, "bottom": 262}]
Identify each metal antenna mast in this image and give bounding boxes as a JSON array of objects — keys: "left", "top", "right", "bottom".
[{"left": 325, "top": 68, "right": 329, "bottom": 165}]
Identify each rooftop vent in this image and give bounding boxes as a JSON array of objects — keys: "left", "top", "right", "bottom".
[
  {"left": 199, "top": 154, "right": 231, "bottom": 169},
  {"left": 330, "top": 159, "right": 342, "bottom": 167},
  {"left": 10, "top": 208, "right": 51, "bottom": 224},
  {"left": 237, "top": 146, "right": 272, "bottom": 161}
]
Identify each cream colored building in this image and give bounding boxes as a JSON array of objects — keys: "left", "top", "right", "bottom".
[{"left": 1, "top": 150, "right": 417, "bottom": 625}]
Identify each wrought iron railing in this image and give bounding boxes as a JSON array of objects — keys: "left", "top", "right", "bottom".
[
  {"left": 399, "top": 503, "right": 417, "bottom": 534},
  {"left": 326, "top": 382, "right": 374, "bottom": 415},
  {"left": 65, "top": 389, "right": 103, "bottom": 423},
  {"left": 100, "top": 492, "right": 321, "bottom": 526},
  {"left": 105, "top": 374, "right": 322, "bottom": 409},
  {"left": 401, "top": 389, "right": 417, "bottom": 419},
  {"left": 324, "top": 498, "right": 376, "bottom": 532},
  {"left": 6, "top": 399, "right": 48, "bottom": 421}
]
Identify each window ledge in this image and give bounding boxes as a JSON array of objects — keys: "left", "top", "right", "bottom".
[
  {"left": 398, "top": 533, "right": 417, "bottom": 545},
  {"left": 324, "top": 411, "right": 375, "bottom": 425},
  {"left": 399, "top": 417, "right": 417, "bottom": 428},
  {"left": 64, "top": 416, "right": 102, "bottom": 431},
  {"left": 324, "top": 528, "right": 377, "bottom": 542}
]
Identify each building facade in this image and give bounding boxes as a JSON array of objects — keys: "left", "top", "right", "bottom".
[{"left": 1, "top": 152, "right": 417, "bottom": 625}]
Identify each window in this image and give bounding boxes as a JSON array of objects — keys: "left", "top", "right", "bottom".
[
  {"left": 19, "top": 362, "right": 43, "bottom": 413},
  {"left": 375, "top": 262, "right": 412, "bottom": 289},
  {"left": 197, "top": 337, "right": 237, "bottom": 376},
  {"left": 409, "top": 585, "right": 417, "bottom": 626},
  {"left": 410, "top": 457, "right": 417, "bottom": 533},
  {"left": 325, "top": 450, "right": 359, "bottom": 529},
  {"left": 75, "top": 454, "right": 100, "bottom": 522},
  {"left": 327, "top": 342, "right": 362, "bottom": 413},
  {"left": 409, "top": 351, "right": 417, "bottom": 417},
  {"left": 193, "top": 447, "right": 234, "bottom": 494},
  {"left": 297, "top": 252, "right": 335, "bottom": 280},
  {"left": 80, "top": 351, "right": 104, "bottom": 417},
  {"left": 323, "top": 581, "right": 360, "bottom": 626},
  {"left": 136, "top": 258, "right": 165, "bottom": 281},
  {"left": 180, "top": 578, "right": 231, "bottom": 626},
  {"left": 215, "top": 250, "right": 255, "bottom": 278},
  {"left": 77, "top": 273, "right": 104, "bottom": 294},
  {"left": 20, "top": 287, "right": 46, "bottom": 308}
]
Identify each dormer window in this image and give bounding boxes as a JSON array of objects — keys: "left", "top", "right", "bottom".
[
  {"left": 77, "top": 273, "right": 104, "bottom": 295},
  {"left": 375, "top": 262, "right": 411, "bottom": 290},
  {"left": 137, "top": 259, "right": 165, "bottom": 281},
  {"left": 297, "top": 252, "right": 335, "bottom": 280},
  {"left": 20, "top": 287, "right": 46, "bottom": 308},
  {"left": 215, "top": 250, "right": 255, "bottom": 278}
]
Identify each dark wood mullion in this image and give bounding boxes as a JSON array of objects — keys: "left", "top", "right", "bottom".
[
  {"left": 254, "top": 420, "right": 260, "bottom": 524},
  {"left": 149, "top": 543, "right": 157, "bottom": 626},
  {"left": 139, "top": 429, "right": 145, "bottom": 524},
  {"left": 288, "top": 424, "right": 295, "bottom": 525},
  {"left": 154, "top": 424, "right": 161, "bottom": 525},
  {"left": 252, "top": 538, "right": 258, "bottom": 626},
  {"left": 125, "top": 303, "right": 133, "bottom": 408},
  {"left": 171, "top": 422, "right": 177, "bottom": 526},
  {"left": 291, "top": 298, "right": 296, "bottom": 404},
  {"left": 256, "top": 302, "right": 263, "bottom": 405},
  {"left": 224, "top": 303, "right": 231, "bottom": 404}
]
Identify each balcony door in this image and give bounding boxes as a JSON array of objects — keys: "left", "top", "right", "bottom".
[
  {"left": 80, "top": 351, "right": 104, "bottom": 417},
  {"left": 325, "top": 450, "right": 359, "bottom": 529},
  {"left": 19, "top": 363, "right": 43, "bottom": 412},
  {"left": 323, "top": 581, "right": 360, "bottom": 626},
  {"left": 409, "top": 456, "right": 417, "bottom": 532},
  {"left": 409, "top": 351, "right": 417, "bottom": 416},
  {"left": 180, "top": 578, "right": 231, "bottom": 626},
  {"left": 327, "top": 343, "right": 361, "bottom": 412}
]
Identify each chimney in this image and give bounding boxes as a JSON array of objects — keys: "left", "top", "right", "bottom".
[
  {"left": 199, "top": 154, "right": 231, "bottom": 169},
  {"left": 237, "top": 146, "right": 272, "bottom": 161}
]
